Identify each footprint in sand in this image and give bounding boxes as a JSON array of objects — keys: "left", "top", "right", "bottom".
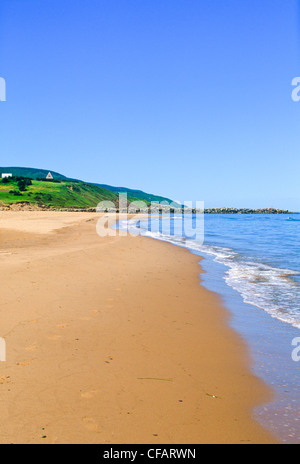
[
  {"left": 48, "top": 335, "right": 62, "bottom": 341},
  {"left": 80, "top": 389, "right": 101, "bottom": 399},
  {"left": 16, "top": 361, "right": 32, "bottom": 367},
  {"left": 82, "top": 417, "right": 100, "bottom": 432},
  {"left": 80, "top": 317, "right": 91, "bottom": 321},
  {"left": 90, "top": 310, "right": 99, "bottom": 314},
  {"left": 0, "top": 377, "right": 10, "bottom": 385}
]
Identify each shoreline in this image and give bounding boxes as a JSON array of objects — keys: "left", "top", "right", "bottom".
[
  {"left": 198, "top": 250, "right": 300, "bottom": 444},
  {"left": 0, "top": 212, "right": 277, "bottom": 443},
  {"left": 0, "top": 202, "right": 296, "bottom": 215},
  {"left": 122, "top": 212, "right": 300, "bottom": 443}
]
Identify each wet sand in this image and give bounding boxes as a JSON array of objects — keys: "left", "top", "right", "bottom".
[{"left": 0, "top": 212, "right": 277, "bottom": 443}]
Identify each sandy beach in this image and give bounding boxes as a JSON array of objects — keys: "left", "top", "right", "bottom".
[{"left": 0, "top": 212, "right": 276, "bottom": 444}]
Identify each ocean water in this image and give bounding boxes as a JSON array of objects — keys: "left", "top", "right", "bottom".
[{"left": 118, "top": 213, "right": 300, "bottom": 443}]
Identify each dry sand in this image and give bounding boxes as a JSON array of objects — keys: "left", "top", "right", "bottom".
[{"left": 0, "top": 211, "right": 277, "bottom": 444}]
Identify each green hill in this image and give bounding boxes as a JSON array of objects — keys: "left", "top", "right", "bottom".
[
  {"left": 0, "top": 178, "right": 120, "bottom": 209},
  {"left": 0, "top": 167, "right": 176, "bottom": 208},
  {"left": 96, "top": 184, "right": 177, "bottom": 205},
  {"left": 0, "top": 167, "right": 176, "bottom": 209}
]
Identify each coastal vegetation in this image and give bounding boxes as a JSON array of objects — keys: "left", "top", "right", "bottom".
[
  {"left": 0, "top": 167, "right": 175, "bottom": 208},
  {"left": 0, "top": 176, "right": 122, "bottom": 209},
  {"left": 0, "top": 168, "right": 296, "bottom": 213}
]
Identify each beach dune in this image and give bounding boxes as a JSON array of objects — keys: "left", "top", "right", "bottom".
[{"left": 0, "top": 212, "right": 276, "bottom": 444}]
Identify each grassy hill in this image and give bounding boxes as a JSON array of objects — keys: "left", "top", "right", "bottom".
[
  {"left": 96, "top": 184, "right": 177, "bottom": 205},
  {"left": 0, "top": 178, "right": 121, "bottom": 209},
  {"left": 0, "top": 167, "right": 177, "bottom": 208}
]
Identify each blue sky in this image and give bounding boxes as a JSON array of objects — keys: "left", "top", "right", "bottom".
[{"left": 0, "top": 0, "right": 300, "bottom": 209}]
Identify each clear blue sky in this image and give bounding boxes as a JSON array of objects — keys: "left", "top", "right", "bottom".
[{"left": 1, "top": 0, "right": 300, "bottom": 209}]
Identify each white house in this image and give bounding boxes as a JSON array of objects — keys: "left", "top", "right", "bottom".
[{"left": 1, "top": 173, "right": 12, "bottom": 179}]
